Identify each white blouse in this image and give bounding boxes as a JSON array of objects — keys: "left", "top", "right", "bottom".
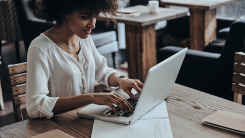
[{"left": 26, "top": 33, "right": 118, "bottom": 118}]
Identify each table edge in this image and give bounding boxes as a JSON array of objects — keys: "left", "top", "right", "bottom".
[{"left": 160, "top": 0, "right": 242, "bottom": 10}]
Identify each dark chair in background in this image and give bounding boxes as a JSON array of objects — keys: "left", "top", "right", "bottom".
[
  {"left": 202, "top": 26, "right": 229, "bottom": 54},
  {"left": 202, "top": 38, "right": 226, "bottom": 54},
  {"left": 218, "top": 27, "right": 230, "bottom": 40},
  {"left": 0, "top": 0, "right": 23, "bottom": 63},
  {"left": 157, "top": 20, "right": 245, "bottom": 102},
  {"left": 14, "top": 0, "right": 119, "bottom": 68},
  {"left": 203, "top": 20, "right": 245, "bottom": 54},
  {"left": 14, "top": 0, "right": 54, "bottom": 53}
]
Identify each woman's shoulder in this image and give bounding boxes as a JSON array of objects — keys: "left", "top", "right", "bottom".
[{"left": 29, "top": 33, "right": 53, "bottom": 52}]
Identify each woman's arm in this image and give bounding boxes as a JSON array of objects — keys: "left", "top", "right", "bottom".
[
  {"left": 108, "top": 73, "right": 120, "bottom": 86},
  {"left": 53, "top": 73, "right": 145, "bottom": 115},
  {"left": 53, "top": 92, "right": 133, "bottom": 115},
  {"left": 52, "top": 94, "right": 93, "bottom": 115},
  {"left": 26, "top": 46, "right": 58, "bottom": 118}
]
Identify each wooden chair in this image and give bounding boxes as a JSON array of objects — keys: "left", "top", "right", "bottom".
[
  {"left": 232, "top": 52, "right": 245, "bottom": 104},
  {"left": 8, "top": 62, "right": 27, "bottom": 122}
]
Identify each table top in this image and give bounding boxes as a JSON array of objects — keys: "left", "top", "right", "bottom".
[
  {"left": 1, "top": 84, "right": 245, "bottom": 138},
  {"left": 160, "top": 0, "right": 241, "bottom": 10},
  {"left": 168, "top": 84, "right": 245, "bottom": 138},
  {"left": 113, "top": 5, "right": 187, "bottom": 26}
]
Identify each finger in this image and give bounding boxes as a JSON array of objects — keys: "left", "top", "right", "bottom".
[
  {"left": 110, "top": 98, "right": 127, "bottom": 113},
  {"left": 132, "top": 82, "right": 142, "bottom": 94},
  {"left": 111, "top": 93, "right": 127, "bottom": 112},
  {"left": 114, "top": 93, "right": 133, "bottom": 111},
  {"left": 135, "top": 79, "right": 144, "bottom": 89},
  {"left": 125, "top": 88, "right": 135, "bottom": 99},
  {"left": 107, "top": 103, "right": 119, "bottom": 115}
]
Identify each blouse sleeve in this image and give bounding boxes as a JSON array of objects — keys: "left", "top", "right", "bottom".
[
  {"left": 88, "top": 35, "right": 119, "bottom": 88},
  {"left": 26, "top": 46, "right": 59, "bottom": 119}
]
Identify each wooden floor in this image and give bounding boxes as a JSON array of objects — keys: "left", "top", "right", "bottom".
[{"left": 0, "top": 41, "right": 128, "bottom": 127}]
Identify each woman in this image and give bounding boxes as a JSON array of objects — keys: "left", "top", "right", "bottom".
[{"left": 26, "top": 0, "right": 144, "bottom": 118}]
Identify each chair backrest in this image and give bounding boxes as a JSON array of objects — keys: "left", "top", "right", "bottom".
[
  {"left": 14, "top": 0, "right": 53, "bottom": 52},
  {"left": 8, "top": 62, "right": 27, "bottom": 122},
  {"left": 13, "top": 0, "right": 37, "bottom": 23},
  {"left": 220, "top": 20, "right": 245, "bottom": 62},
  {"left": 232, "top": 52, "right": 245, "bottom": 104}
]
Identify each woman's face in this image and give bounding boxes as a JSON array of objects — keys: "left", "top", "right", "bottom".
[{"left": 64, "top": 10, "right": 96, "bottom": 39}]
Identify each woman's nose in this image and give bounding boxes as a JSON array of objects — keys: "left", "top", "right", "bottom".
[{"left": 88, "top": 18, "right": 96, "bottom": 29}]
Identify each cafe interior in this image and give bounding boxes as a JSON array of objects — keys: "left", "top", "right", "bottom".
[{"left": 0, "top": 0, "right": 245, "bottom": 137}]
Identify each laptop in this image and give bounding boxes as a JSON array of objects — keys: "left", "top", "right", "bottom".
[{"left": 77, "top": 48, "right": 187, "bottom": 125}]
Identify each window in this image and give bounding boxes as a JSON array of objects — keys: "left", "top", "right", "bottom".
[{"left": 217, "top": 0, "right": 245, "bottom": 19}]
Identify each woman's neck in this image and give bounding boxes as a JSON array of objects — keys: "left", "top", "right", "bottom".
[{"left": 45, "top": 24, "right": 78, "bottom": 48}]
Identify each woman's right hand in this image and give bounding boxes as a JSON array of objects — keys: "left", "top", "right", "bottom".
[{"left": 91, "top": 93, "right": 133, "bottom": 115}]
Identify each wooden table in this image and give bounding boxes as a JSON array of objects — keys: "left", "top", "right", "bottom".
[
  {"left": 160, "top": 0, "right": 241, "bottom": 50},
  {"left": 1, "top": 84, "right": 245, "bottom": 137},
  {"left": 114, "top": 5, "right": 187, "bottom": 81}
]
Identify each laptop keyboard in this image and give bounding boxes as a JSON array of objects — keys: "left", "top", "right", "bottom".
[{"left": 105, "top": 93, "right": 139, "bottom": 117}]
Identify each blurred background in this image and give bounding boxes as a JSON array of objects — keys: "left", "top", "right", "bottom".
[{"left": 0, "top": 0, "right": 245, "bottom": 127}]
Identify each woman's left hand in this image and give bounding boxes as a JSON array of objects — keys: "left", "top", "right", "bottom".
[{"left": 118, "top": 77, "right": 144, "bottom": 99}]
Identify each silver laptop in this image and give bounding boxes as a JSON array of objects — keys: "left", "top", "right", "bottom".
[{"left": 77, "top": 48, "right": 187, "bottom": 125}]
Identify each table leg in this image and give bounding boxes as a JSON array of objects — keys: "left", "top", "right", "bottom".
[
  {"left": 125, "top": 24, "right": 157, "bottom": 82},
  {"left": 189, "top": 8, "right": 217, "bottom": 50},
  {"left": 0, "top": 41, "right": 3, "bottom": 110},
  {"left": 0, "top": 78, "right": 4, "bottom": 110}
]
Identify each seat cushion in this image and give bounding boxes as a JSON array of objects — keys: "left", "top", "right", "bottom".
[
  {"left": 96, "top": 41, "right": 119, "bottom": 55},
  {"left": 90, "top": 30, "right": 117, "bottom": 47},
  {"left": 219, "top": 27, "right": 230, "bottom": 33},
  {"left": 203, "top": 39, "right": 226, "bottom": 53},
  {"left": 218, "top": 27, "right": 230, "bottom": 39}
]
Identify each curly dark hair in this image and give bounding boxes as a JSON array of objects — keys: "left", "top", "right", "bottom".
[{"left": 35, "top": 0, "right": 119, "bottom": 27}]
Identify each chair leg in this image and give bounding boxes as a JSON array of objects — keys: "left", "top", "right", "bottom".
[
  {"left": 13, "top": 104, "right": 23, "bottom": 122},
  {"left": 0, "top": 41, "right": 3, "bottom": 110},
  {"left": 237, "top": 94, "right": 243, "bottom": 104},
  {"left": 0, "top": 40, "right": 2, "bottom": 65},
  {"left": 234, "top": 93, "right": 243, "bottom": 104},
  {"left": 112, "top": 52, "right": 116, "bottom": 69},
  {"left": 0, "top": 75, "right": 3, "bottom": 110},
  {"left": 15, "top": 41, "right": 20, "bottom": 63}
]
